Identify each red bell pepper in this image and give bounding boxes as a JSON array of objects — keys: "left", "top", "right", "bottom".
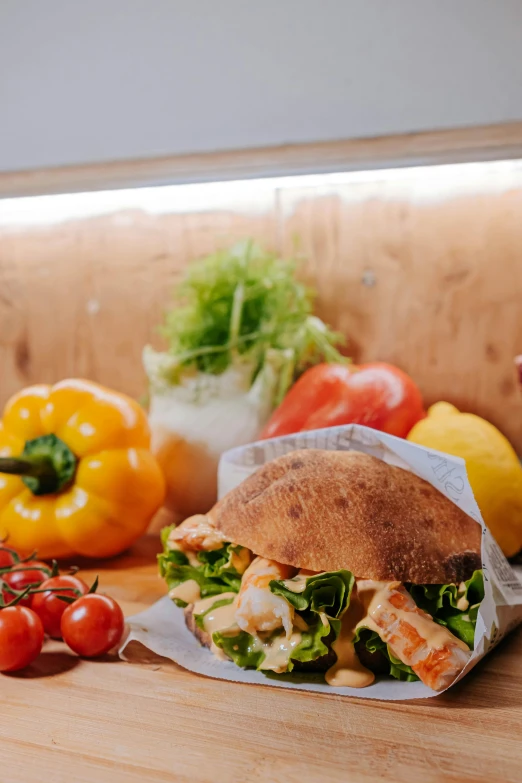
[{"left": 261, "top": 362, "right": 425, "bottom": 440}]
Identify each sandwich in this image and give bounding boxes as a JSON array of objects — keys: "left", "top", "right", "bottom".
[{"left": 159, "top": 449, "right": 484, "bottom": 691}]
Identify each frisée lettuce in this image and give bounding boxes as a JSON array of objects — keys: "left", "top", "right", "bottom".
[{"left": 144, "top": 240, "right": 345, "bottom": 407}]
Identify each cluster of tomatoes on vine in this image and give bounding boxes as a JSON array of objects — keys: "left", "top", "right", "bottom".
[{"left": 0, "top": 543, "right": 125, "bottom": 672}]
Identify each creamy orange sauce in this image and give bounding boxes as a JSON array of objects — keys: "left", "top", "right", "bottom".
[
  {"left": 168, "top": 519, "right": 250, "bottom": 574},
  {"left": 195, "top": 592, "right": 303, "bottom": 671},
  {"left": 194, "top": 592, "right": 239, "bottom": 636},
  {"left": 169, "top": 579, "right": 201, "bottom": 604},
  {"left": 318, "top": 611, "right": 330, "bottom": 628},
  {"left": 326, "top": 580, "right": 471, "bottom": 689},
  {"left": 193, "top": 593, "right": 234, "bottom": 615},
  {"left": 230, "top": 547, "right": 251, "bottom": 575},
  {"left": 198, "top": 563, "right": 472, "bottom": 690},
  {"left": 281, "top": 574, "right": 309, "bottom": 594},
  {"left": 258, "top": 632, "right": 303, "bottom": 673},
  {"left": 325, "top": 591, "right": 375, "bottom": 688},
  {"left": 456, "top": 596, "right": 469, "bottom": 611},
  {"left": 456, "top": 583, "right": 469, "bottom": 612},
  {"left": 356, "top": 580, "right": 469, "bottom": 658},
  {"left": 168, "top": 514, "right": 226, "bottom": 551}
]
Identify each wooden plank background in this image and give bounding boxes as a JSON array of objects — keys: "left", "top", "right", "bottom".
[{"left": 1, "top": 159, "right": 522, "bottom": 450}]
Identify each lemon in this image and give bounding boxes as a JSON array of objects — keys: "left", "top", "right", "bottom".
[{"left": 407, "top": 402, "right": 522, "bottom": 557}]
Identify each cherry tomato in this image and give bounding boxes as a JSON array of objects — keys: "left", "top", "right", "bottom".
[
  {"left": 31, "top": 575, "right": 89, "bottom": 638},
  {"left": 0, "top": 606, "right": 44, "bottom": 672},
  {"left": 0, "top": 546, "right": 18, "bottom": 568},
  {"left": 2, "top": 560, "right": 51, "bottom": 606},
  {"left": 61, "top": 594, "right": 125, "bottom": 657}
]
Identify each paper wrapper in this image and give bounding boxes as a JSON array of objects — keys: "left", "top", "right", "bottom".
[{"left": 121, "top": 425, "right": 522, "bottom": 700}]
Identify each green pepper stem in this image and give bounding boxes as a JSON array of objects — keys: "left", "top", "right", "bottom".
[
  {"left": 0, "top": 434, "right": 78, "bottom": 496},
  {"left": 0, "top": 456, "right": 57, "bottom": 480}
]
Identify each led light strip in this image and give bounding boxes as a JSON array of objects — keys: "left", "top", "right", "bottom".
[{"left": 1, "top": 158, "right": 522, "bottom": 227}]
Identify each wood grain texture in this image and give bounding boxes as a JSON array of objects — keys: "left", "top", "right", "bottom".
[
  {"left": 1, "top": 159, "right": 522, "bottom": 451},
  {"left": 1, "top": 536, "right": 521, "bottom": 783}
]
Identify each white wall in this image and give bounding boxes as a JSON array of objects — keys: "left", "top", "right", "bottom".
[{"left": 1, "top": 0, "right": 522, "bottom": 173}]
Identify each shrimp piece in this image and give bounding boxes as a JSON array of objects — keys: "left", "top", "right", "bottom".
[
  {"left": 235, "top": 557, "right": 298, "bottom": 639},
  {"left": 357, "top": 580, "right": 472, "bottom": 691},
  {"left": 168, "top": 514, "right": 226, "bottom": 552}
]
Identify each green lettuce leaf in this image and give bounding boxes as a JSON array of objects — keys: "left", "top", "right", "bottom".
[
  {"left": 407, "top": 570, "right": 484, "bottom": 649},
  {"left": 212, "top": 630, "right": 265, "bottom": 669},
  {"left": 353, "top": 628, "right": 419, "bottom": 682},
  {"left": 212, "top": 618, "right": 338, "bottom": 673},
  {"left": 159, "top": 525, "right": 248, "bottom": 606},
  {"left": 212, "top": 571, "right": 354, "bottom": 674},
  {"left": 269, "top": 570, "right": 355, "bottom": 618},
  {"left": 287, "top": 618, "right": 339, "bottom": 670}
]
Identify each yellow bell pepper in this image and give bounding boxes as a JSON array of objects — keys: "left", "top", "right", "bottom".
[{"left": 0, "top": 379, "right": 165, "bottom": 559}]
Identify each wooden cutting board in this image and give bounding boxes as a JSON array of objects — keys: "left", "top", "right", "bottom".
[{"left": 1, "top": 536, "right": 521, "bottom": 783}]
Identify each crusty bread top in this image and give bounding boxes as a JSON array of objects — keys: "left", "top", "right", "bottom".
[{"left": 210, "top": 449, "right": 481, "bottom": 584}]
